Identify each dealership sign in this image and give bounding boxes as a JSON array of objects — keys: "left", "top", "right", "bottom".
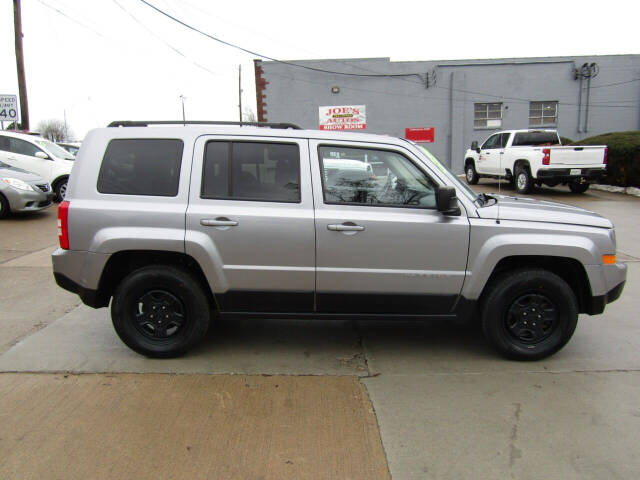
[
  {"left": 0, "top": 95, "right": 19, "bottom": 124},
  {"left": 319, "top": 105, "right": 366, "bottom": 130},
  {"left": 405, "top": 127, "right": 434, "bottom": 143}
]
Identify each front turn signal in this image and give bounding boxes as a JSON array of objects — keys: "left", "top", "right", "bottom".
[{"left": 602, "top": 254, "right": 617, "bottom": 265}]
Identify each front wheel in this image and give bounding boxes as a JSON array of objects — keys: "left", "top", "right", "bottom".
[
  {"left": 54, "top": 178, "right": 68, "bottom": 202},
  {"left": 111, "top": 265, "right": 211, "bottom": 358},
  {"left": 569, "top": 181, "right": 590, "bottom": 194},
  {"left": 465, "top": 162, "right": 479, "bottom": 185},
  {"left": 481, "top": 269, "right": 578, "bottom": 360}
]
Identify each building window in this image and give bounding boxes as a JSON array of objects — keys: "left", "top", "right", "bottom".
[
  {"left": 474, "top": 103, "right": 503, "bottom": 129},
  {"left": 529, "top": 101, "right": 558, "bottom": 127}
]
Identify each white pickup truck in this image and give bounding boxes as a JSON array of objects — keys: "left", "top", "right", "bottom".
[{"left": 464, "top": 129, "right": 607, "bottom": 194}]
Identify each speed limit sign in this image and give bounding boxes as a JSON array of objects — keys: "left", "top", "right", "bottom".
[{"left": 0, "top": 95, "right": 20, "bottom": 124}]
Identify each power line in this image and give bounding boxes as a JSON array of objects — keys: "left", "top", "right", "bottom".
[
  {"left": 136, "top": 0, "right": 423, "bottom": 81},
  {"left": 136, "top": 0, "right": 639, "bottom": 108},
  {"left": 590, "top": 77, "right": 640, "bottom": 88},
  {"left": 112, "top": 0, "right": 221, "bottom": 77},
  {"left": 35, "top": 0, "right": 108, "bottom": 38},
  {"left": 265, "top": 69, "right": 638, "bottom": 109}
]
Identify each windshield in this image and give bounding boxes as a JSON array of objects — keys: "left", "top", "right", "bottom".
[
  {"left": 34, "top": 139, "right": 75, "bottom": 160},
  {"left": 414, "top": 144, "right": 479, "bottom": 203}
]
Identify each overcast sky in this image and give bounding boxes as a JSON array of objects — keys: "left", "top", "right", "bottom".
[{"left": 1, "top": 0, "right": 638, "bottom": 139}]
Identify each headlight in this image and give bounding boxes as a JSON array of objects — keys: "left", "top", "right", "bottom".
[{"left": 1, "top": 178, "right": 36, "bottom": 192}]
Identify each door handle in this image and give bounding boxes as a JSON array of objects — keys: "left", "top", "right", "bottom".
[
  {"left": 485, "top": 152, "right": 491, "bottom": 155},
  {"left": 201, "top": 218, "right": 238, "bottom": 227},
  {"left": 7, "top": 155, "right": 17, "bottom": 160},
  {"left": 327, "top": 223, "right": 365, "bottom": 232}
]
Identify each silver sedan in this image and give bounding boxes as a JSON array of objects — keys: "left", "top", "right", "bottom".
[{"left": 0, "top": 161, "right": 54, "bottom": 218}]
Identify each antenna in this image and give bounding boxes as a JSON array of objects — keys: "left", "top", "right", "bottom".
[{"left": 497, "top": 140, "right": 502, "bottom": 224}]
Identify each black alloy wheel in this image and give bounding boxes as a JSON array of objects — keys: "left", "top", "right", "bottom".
[
  {"left": 504, "top": 293, "right": 558, "bottom": 344},
  {"left": 134, "top": 290, "right": 186, "bottom": 340}
]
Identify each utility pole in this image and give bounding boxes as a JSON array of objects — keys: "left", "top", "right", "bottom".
[
  {"left": 179, "top": 95, "right": 186, "bottom": 124},
  {"left": 238, "top": 64, "right": 242, "bottom": 123},
  {"left": 13, "top": 0, "right": 29, "bottom": 130}
]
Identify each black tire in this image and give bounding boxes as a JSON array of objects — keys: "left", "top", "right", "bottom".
[
  {"left": 465, "top": 161, "right": 479, "bottom": 185},
  {"left": 568, "top": 181, "right": 590, "bottom": 194},
  {"left": 514, "top": 164, "right": 533, "bottom": 194},
  {"left": 53, "top": 177, "right": 68, "bottom": 202},
  {"left": 111, "top": 265, "right": 210, "bottom": 358},
  {"left": 481, "top": 268, "right": 578, "bottom": 361},
  {"left": 0, "top": 193, "right": 9, "bottom": 219}
]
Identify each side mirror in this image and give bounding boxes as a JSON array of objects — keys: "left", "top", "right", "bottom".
[
  {"left": 35, "top": 151, "right": 49, "bottom": 160},
  {"left": 471, "top": 140, "right": 478, "bottom": 151},
  {"left": 437, "top": 186, "right": 461, "bottom": 216}
]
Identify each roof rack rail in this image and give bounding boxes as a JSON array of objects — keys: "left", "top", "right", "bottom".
[{"left": 107, "top": 120, "right": 302, "bottom": 129}]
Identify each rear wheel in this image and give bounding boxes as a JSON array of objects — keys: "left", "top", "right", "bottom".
[
  {"left": 481, "top": 268, "right": 578, "bottom": 360},
  {"left": 465, "top": 161, "right": 479, "bottom": 185},
  {"left": 514, "top": 165, "right": 533, "bottom": 194},
  {"left": 569, "top": 180, "right": 590, "bottom": 194},
  {"left": 111, "top": 265, "right": 210, "bottom": 358}
]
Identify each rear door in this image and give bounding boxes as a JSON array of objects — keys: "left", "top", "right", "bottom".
[
  {"left": 310, "top": 140, "right": 469, "bottom": 315},
  {"left": 2, "top": 137, "right": 51, "bottom": 179},
  {"left": 185, "top": 136, "right": 315, "bottom": 313}
]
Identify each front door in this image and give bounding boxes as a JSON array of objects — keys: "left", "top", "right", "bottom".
[
  {"left": 186, "top": 136, "right": 315, "bottom": 313},
  {"left": 309, "top": 140, "right": 470, "bottom": 315},
  {"left": 478, "top": 133, "right": 504, "bottom": 175}
]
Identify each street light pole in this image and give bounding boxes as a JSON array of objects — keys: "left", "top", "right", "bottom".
[{"left": 179, "top": 95, "right": 186, "bottom": 125}]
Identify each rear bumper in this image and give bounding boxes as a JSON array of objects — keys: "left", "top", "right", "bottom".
[
  {"left": 54, "top": 272, "right": 105, "bottom": 308},
  {"left": 536, "top": 168, "right": 606, "bottom": 182}
]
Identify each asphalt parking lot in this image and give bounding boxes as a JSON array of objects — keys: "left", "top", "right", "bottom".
[{"left": 1, "top": 181, "right": 639, "bottom": 479}]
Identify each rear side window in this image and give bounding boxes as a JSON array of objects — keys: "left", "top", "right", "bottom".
[
  {"left": 97, "top": 139, "right": 183, "bottom": 196},
  {"left": 512, "top": 132, "right": 560, "bottom": 147},
  {"left": 201, "top": 141, "right": 300, "bottom": 202}
]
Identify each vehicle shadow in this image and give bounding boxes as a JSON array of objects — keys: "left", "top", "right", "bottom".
[{"left": 201, "top": 316, "right": 495, "bottom": 363}]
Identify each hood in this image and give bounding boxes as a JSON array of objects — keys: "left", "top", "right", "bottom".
[
  {"left": 477, "top": 194, "right": 613, "bottom": 229},
  {"left": 0, "top": 165, "right": 43, "bottom": 182}
]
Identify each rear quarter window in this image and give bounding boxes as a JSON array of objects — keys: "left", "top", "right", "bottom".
[{"left": 97, "top": 139, "right": 183, "bottom": 196}]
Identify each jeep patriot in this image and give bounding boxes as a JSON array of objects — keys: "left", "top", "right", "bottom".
[{"left": 52, "top": 121, "right": 626, "bottom": 360}]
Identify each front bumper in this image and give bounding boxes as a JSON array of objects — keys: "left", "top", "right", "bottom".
[
  {"left": 586, "top": 280, "right": 626, "bottom": 315},
  {"left": 537, "top": 168, "right": 606, "bottom": 182},
  {"left": 4, "top": 187, "right": 54, "bottom": 212}
]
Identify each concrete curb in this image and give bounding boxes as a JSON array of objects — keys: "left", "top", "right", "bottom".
[{"left": 591, "top": 184, "right": 640, "bottom": 197}]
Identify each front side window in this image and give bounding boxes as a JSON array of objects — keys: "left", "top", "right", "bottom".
[
  {"left": 318, "top": 145, "right": 438, "bottom": 208},
  {"left": 529, "top": 101, "right": 558, "bottom": 127},
  {"left": 474, "top": 103, "right": 502, "bottom": 129},
  {"left": 97, "top": 139, "right": 183, "bottom": 196},
  {"left": 201, "top": 141, "right": 300, "bottom": 203},
  {"left": 9, "top": 138, "right": 41, "bottom": 157},
  {"left": 481, "top": 134, "right": 502, "bottom": 149}
]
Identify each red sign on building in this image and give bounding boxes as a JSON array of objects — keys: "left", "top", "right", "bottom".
[{"left": 405, "top": 127, "right": 435, "bottom": 143}]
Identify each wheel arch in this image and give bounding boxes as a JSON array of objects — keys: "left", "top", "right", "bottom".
[
  {"left": 477, "top": 255, "right": 592, "bottom": 314},
  {"left": 95, "top": 250, "right": 217, "bottom": 310}
]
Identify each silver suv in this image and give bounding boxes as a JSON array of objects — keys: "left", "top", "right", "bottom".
[{"left": 52, "top": 121, "right": 626, "bottom": 360}]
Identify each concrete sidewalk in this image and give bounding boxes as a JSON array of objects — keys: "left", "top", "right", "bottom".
[{"left": 0, "top": 373, "right": 390, "bottom": 480}]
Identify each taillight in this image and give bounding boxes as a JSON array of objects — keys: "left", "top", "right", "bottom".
[
  {"left": 603, "top": 146, "right": 608, "bottom": 164},
  {"left": 542, "top": 148, "right": 551, "bottom": 165},
  {"left": 58, "top": 201, "right": 70, "bottom": 250}
]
